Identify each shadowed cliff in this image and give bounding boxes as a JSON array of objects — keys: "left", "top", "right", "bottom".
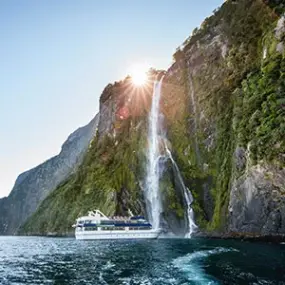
[{"left": 0, "top": 115, "right": 99, "bottom": 235}]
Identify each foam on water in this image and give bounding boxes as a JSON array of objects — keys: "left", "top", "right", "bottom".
[
  {"left": 173, "top": 247, "right": 238, "bottom": 285},
  {"left": 102, "top": 260, "right": 115, "bottom": 271},
  {"left": 1, "top": 237, "right": 285, "bottom": 285}
]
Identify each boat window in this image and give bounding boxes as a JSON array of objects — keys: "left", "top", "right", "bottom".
[
  {"left": 101, "top": 221, "right": 114, "bottom": 225},
  {"left": 84, "top": 227, "right": 97, "bottom": 231},
  {"left": 114, "top": 227, "right": 124, "bottom": 230}
]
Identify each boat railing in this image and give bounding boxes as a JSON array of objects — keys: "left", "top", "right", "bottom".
[{"left": 111, "top": 216, "right": 129, "bottom": 221}]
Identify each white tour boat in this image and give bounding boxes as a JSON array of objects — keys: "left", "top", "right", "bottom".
[{"left": 73, "top": 209, "right": 162, "bottom": 240}]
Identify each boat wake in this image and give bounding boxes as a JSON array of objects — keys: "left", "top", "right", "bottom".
[
  {"left": 1, "top": 237, "right": 283, "bottom": 285},
  {"left": 172, "top": 247, "right": 239, "bottom": 285}
]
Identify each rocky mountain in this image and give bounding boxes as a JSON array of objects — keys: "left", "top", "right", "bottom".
[
  {"left": 162, "top": 0, "right": 285, "bottom": 236},
  {"left": 21, "top": 0, "right": 285, "bottom": 238},
  {"left": 0, "top": 115, "right": 99, "bottom": 235}
]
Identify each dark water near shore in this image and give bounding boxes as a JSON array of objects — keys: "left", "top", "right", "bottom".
[{"left": 0, "top": 237, "right": 285, "bottom": 284}]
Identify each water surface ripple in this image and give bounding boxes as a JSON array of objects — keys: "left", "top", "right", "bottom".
[{"left": 0, "top": 237, "right": 285, "bottom": 285}]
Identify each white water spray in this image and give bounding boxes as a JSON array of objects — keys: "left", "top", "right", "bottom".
[
  {"left": 145, "top": 77, "right": 164, "bottom": 229},
  {"left": 145, "top": 76, "right": 197, "bottom": 236},
  {"left": 165, "top": 146, "right": 198, "bottom": 237}
]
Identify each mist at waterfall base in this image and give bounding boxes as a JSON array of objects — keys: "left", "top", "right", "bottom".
[
  {"left": 144, "top": 77, "right": 197, "bottom": 237},
  {"left": 1, "top": 237, "right": 285, "bottom": 285}
]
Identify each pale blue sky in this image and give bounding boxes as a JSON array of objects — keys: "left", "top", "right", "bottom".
[{"left": 0, "top": 0, "right": 223, "bottom": 198}]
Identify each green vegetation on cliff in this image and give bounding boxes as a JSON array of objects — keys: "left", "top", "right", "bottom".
[
  {"left": 235, "top": 54, "right": 285, "bottom": 164},
  {"left": 21, "top": 0, "right": 285, "bottom": 236},
  {"left": 167, "top": 0, "right": 284, "bottom": 232},
  {"left": 21, "top": 90, "right": 149, "bottom": 235}
]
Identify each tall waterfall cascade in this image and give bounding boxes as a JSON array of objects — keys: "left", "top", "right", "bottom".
[
  {"left": 145, "top": 75, "right": 197, "bottom": 237},
  {"left": 165, "top": 146, "right": 198, "bottom": 237},
  {"left": 145, "top": 77, "right": 164, "bottom": 230}
]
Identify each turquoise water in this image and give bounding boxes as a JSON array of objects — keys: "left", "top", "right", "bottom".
[{"left": 0, "top": 237, "right": 285, "bottom": 284}]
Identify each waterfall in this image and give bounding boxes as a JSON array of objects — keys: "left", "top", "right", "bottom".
[
  {"left": 145, "top": 77, "right": 164, "bottom": 229},
  {"left": 165, "top": 146, "right": 198, "bottom": 237},
  {"left": 145, "top": 75, "right": 197, "bottom": 237}
]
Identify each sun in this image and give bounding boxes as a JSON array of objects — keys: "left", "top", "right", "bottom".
[
  {"left": 129, "top": 63, "right": 149, "bottom": 86},
  {"left": 132, "top": 69, "right": 147, "bottom": 86}
]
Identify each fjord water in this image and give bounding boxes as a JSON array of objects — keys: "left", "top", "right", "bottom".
[{"left": 1, "top": 237, "right": 285, "bottom": 285}]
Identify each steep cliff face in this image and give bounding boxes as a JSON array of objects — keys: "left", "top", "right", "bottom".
[
  {"left": 0, "top": 115, "right": 99, "bottom": 235},
  {"left": 20, "top": 76, "right": 156, "bottom": 235},
  {"left": 21, "top": 0, "right": 285, "bottom": 237},
  {"left": 162, "top": 0, "right": 285, "bottom": 235},
  {"left": 228, "top": 164, "right": 285, "bottom": 234}
]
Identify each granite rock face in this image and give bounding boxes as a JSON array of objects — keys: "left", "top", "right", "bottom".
[
  {"left": 0, "top": 115, "right": 99, "bottom": 235},
  {"left": 228, "top": 164, "right": 285, "bottom": 235},
  {"left": 160, "top": 0, "right": 285, "bottom": 236},
  {"left": 98, "top": 84, "right": 115, "bottom": 137}
]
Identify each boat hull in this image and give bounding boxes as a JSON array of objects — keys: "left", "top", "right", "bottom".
[{"left": 75, "top": 229, "right": 161, "bottom": 240}]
